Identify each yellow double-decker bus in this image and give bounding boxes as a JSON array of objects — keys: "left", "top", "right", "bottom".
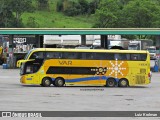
[{"left": 19, "top": 48, "right": 151, "bottom": 87}]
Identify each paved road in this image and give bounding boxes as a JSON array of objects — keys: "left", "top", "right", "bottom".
[{"left": 0, "top": 67, "right": 160, "bottom": 120}]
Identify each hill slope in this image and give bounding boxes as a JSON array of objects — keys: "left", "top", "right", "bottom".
[{"left": 21, "top": 0, "right": 94, "bottom": 28}]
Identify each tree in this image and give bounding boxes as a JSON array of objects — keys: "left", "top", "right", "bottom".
[
  {"left": 78, "top": 0, "right": 89, "bottom": 14},
  {"left": 93, "top": 0, "right": 120, "bottom": 28},
  {"left": 9, "top": 0, "right": 35, "bottom": 27},
  {"left": 37, "top": 0, "right": 49, "bottom": 10},
  {"left": 56, "top": 0, "right": 64, "bottom": 12},
  {"left": 119, "top": 0, "right": 160, "bottom": 28},
  {"left": 0, "top": 0, "right": 16, "bottom": 27},
  {"left": 88, "top": 0, "right": 100, "bottom": 14}
]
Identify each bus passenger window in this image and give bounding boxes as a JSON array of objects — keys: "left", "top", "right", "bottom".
[
  {"left": 115, "top": 54, "right": 120, "bottom": 60},
  {"left": 86, "top": 53, "right": 94, "bottom": 59},
  {"left": 140, "top": 54, "right": 147, "bottom": 61},
  {"left": 106, "top": 53, "right": 114, "bottom": 60},
  {"left": 133, "top": 56, "right": 137, "bottom": 60},
  {"left": 46, "top": 52, "right": 61, "bottom": 59},
  {"left": 131, "top": 54, "right": 139, "bottom": 60}
]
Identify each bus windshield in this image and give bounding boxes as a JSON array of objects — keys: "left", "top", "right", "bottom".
[{"left": 24, "top": 49, "right": 34, "bottom": 60}]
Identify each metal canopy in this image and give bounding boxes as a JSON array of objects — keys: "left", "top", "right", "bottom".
[{"left": 0, "top": 28, "right": 160, "bottom": 35}]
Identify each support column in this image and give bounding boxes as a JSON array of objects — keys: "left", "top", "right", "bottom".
[
  {"left": 9, "top": 35, "right": 14, "bottom": 53},
  {"left": 35, "top": 35, "right": 40, "bottom": 48},
  {"left": 81, "top": 35, "right": 86, "bottom": 46},
  {"left": 100, "top": 35, "right": 108, "bottom": 49},
  {"left": 156, "top": 35, "right": 160, "bottom": 54},
  {"left": 156, "top": 35, "right": 160, "bottom": 47},
  {"left": 8, "top": 35, "right": 14, "bottom": 68}
]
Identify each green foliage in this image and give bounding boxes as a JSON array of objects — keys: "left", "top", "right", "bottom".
[
  {"left": 26, "top": 17, "right": 39, "bottom": 28},
  {"left": 56, "top": 0, "right": 99, "bottom": 16},
  {"left": 93, "top": 0, "right": 120, "bottom": 28},
  {"left": 0, "top": 0, "right": 17, "bottom": 27},
  {"left": 93, "top": 0, "right": 160, "bottom": 28},
  {"left": 22, "top": 11, "right": 94, "bottom": 28},
  {"left": 56, "top": 0, "right": 64, "bottom": 12},
  {"left": 2, "top": 0, "right": 160, "bottom": 28},
  {"left": 37, "top": 0, "right": 49, "bottom": 10},
  {"left": 88, "top": 0, "right": 100, "bottom": 14},
  {"left": 9, "top": 0, "right": 34, "bottom": 27},
  {"left": 119, "top": 0, "right": 160, "bottom": 28},
  {"left": 0, "top": 0, "right": 35, "bottom": 27}
]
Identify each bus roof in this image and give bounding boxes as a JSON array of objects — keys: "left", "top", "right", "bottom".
[{"left": 32, "top": 48, "right": 148, "bottom": 54}]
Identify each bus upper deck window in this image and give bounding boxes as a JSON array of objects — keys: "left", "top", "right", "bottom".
[{"left": 131, "top": 54, "right": 139, "bottom": 60}]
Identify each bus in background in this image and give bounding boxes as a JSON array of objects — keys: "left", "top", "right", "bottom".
[{"left": 19, "top": 48, "right": 151, "bottom": 87}]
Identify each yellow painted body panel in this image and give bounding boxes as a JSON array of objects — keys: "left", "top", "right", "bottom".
[{"left": 0, "top": 47, "right": 2, "bottom": 55}]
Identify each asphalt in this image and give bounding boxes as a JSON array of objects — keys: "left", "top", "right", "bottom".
[{"left": 0, "top": 66, "right": 160, "bottom": 120}]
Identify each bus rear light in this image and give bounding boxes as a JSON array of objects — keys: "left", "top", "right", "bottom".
[{"left": 148, "top": 72, "right": 152, "bottom": 78}]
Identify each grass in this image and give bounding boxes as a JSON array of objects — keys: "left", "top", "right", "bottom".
[
  {"left": 21, "top": 0, "right": 95, "bottom": 28},
  {"left": 22, "top": 11, "right": 94, "bottom": 28}
]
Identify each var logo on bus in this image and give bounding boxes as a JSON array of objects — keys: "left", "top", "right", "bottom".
[{"left": 59, "top": 60, "right": 72, "bottom": 65}]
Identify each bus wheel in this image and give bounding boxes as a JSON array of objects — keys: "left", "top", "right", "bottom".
[
  {"left": 118, "top": 79, "right": 128, "bottom": 87},
  {"left": 42, "top": 77, "right": 51, "bottom": 87},
  {"left": 106, "top": 78, "right": 116, "bottom": 87},
  {"left": 55, "top": 78, "right": 65, "bottom": 87}
]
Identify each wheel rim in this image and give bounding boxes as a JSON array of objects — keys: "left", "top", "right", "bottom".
[
  {"left": 121, "top": 80, "right": 127, "bottom": 86},
  {"left": 109, "top": 81, "right": 114, "bottom": 86},
  {"left": 45, "top": 79, "right": 50, "bottom": 86},
  {"left": 58, "top": 79, "right": 63, "bottom": 86},
  {"left": 107, "top": 79, "right": 115, "bottom": 87}
]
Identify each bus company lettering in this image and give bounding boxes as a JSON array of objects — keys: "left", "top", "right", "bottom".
[{"left": 59, "top": 60, "right": 72, "bottom": 65}]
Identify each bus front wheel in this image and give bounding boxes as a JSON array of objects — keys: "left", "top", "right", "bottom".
[
  {"left": 118, "top": 78, "right": 128, "bottom": 87},
  {"left": 41, "top": 77, "right": 52, "bottom": 87},
  {"left": 54, "top": 78, "right": 65, "bottom": 87},
  {"left": 106, "top": 78, "right": 116, "bottom": 87}
]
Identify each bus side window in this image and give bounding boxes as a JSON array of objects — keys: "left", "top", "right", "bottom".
[
  {"left": 115, "top": 54, "right": 121, "bottom": 60},
  {"left": 106, "top": 53, "right": 114, "bottom": 60},
  {"left": 140, "top": 54, "right": 147, "bottom": 61},
  {"left": 86, "top": 53, "right": 94, "bottom": 59},
  {"left": 46, "top": 52, "right": 62, "bottom": 59},
  {"left": 94, "top": 53, "right": 106, "bottom": 60},
  {"left": 131, "top": 54, "right": 139, "bottom": 60},
  {"left": 62, "top": 52, "right": 79, "bottom": 59},
  {"left": 81, "top": 53, "right": 86, "bottom": 59}
]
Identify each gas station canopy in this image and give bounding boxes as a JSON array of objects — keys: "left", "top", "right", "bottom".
[{"left": 1, "top": 28, "right": 160, "bottom": 35}]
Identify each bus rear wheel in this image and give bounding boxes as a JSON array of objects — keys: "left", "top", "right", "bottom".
[
  {"left": 106, "top": 78, "right": 116, "bottom": 87},
  {"left": 118, "top": 78, "right": 128, "bottom": 87},
  {"left": 41, "top": 77, "right": 52, "bottom": 87},
  {"left": 54, "top": 78, "right": 65, "bottom": 87}
]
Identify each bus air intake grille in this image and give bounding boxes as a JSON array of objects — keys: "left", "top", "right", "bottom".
[{"left": 135, "top": 75, "right": 145, "bottom": 84}]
